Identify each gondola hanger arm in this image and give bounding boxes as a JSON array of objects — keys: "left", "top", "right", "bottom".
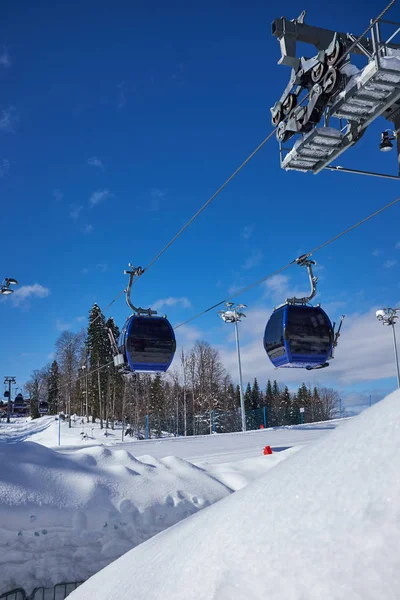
[
  {"left": 124, "top": 264, "right": 157, "bottom": 316},
  {"left": 286, "top": 254, "right": 318, "bottom": 305}
]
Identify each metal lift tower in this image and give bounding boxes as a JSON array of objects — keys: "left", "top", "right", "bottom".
[{"left": 271, "top": 10, "right": 400, "bottom": 176}]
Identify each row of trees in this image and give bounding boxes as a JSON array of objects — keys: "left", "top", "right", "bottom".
[{"left": 24, "top": 303, "right": 341, "bottom": 435}]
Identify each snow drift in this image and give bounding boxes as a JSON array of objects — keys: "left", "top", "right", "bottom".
[
  {"left": 0, "top": 439, "right": 291, "bottom": 594},
  {"left": 71, "top": 389, "right": 400, "bottom": 600}
]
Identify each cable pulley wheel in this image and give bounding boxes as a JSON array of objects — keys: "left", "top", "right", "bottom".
[
  {"left": 271, "top": 108, "right": 282, "bottom": 127},
  {"left": 282, "top": 94, "right": 296, "bottom": 115},
  {"left": 276, "top": 121, "right": 291, "bottom": 143},
  {"left": 311, "top": 63, "right": 325, "bottom": 83},
  {"left": 327, "top": 40, "right": 342, "bottom": 66},
  {"left": 323, "top": 67, "right": 339, "bottom": 95}
]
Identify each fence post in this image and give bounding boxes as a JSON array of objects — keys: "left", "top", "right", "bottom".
[
  {"left": 145, "top": 414, "right": 149, "bottom": 439},
  {"left": 212, "top": 410, "right": 216, "bottom": 433},
  {"left": 263, "top": 406, "right": 267, "bottom": 429}
]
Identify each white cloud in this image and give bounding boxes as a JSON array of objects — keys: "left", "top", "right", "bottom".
[
  {"left": 149, "top": 188, "right": 166, "bottom": 212},
  {"left": 70, "top": 204, "right": 83, "bottom": 220},
  {"left": 10, "top": 283, "right": 50, "bottom": 307},
  {"left": 0, "top": 159, "right": 10, "bottom": 177},
  {"left": 82, "top": 224, "right": 93, "bottom": 234},
  {"left": 241, "top": 225, "right": 254, "bottom": 240},
  {"left": 384, "top": 259, "right": 397, "bottom": 269},
  {"left": 97, "top": 263, "right": 108, "bottom": 272},
  {"left": 53, "top": 189, "right": 63, "bottom": 203},
  {"left": 0, "top": 50, "right": 11, "bottom": 68},
  {"left": 395, "top": 241, "right": 400, "bottom": 250},
  {"left": 56, "top": 319, "right": 71, "bottom": 331},
  {"left": 241, "top": 250, "right": 263, "bottom": 270},
  {"left": 264, "top": 274, "right": 290, "bottom": 298},
  {"left": 372, "top": 249, "right": 383, "bottom": 257},
  {"left": 153, "top": 297, "right": 191, "bottom": 311},
  {"left": 76, "top": 316, "right": 86, "bottom": 323},
  {"left": 89, "top": 189, "right": 112, "bottom": 206},
  {"left": 0, "top": 107, "right": 18, "bottom": 132},
  {"left": 88, "top": 156, "right": 103, "bottom": 169}
]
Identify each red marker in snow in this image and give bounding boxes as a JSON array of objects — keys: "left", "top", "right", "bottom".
[{"left": 263, "top": 445, "right": 273, "bottom": 455}]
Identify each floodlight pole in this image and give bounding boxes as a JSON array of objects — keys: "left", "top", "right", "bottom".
[
  {"left": 376, "top": 308, "right": 400, "bottom": 389},
  {"left": 4, "top": 376, "right": 16, "bottom": 423},
  {"left": 391, "top": 322, "right": 400, "bottom": 389},
  {"left": 218, "top": 304, "right": 247, "bottom": 432},
  {"left": 233, "top": 310, "right": 246, "bottom": 433}
]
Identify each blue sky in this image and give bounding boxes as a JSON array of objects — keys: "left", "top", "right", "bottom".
[{"left": 1, "top": 0, "right": 400, "bottom": 404}]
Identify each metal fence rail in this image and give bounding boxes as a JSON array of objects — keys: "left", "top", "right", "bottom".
[
  {"left": 0, "top": 583, "right": 83, "bottom": 600},
  {"left": 0, "top": 589, "right": 26, "bottom": 600}
]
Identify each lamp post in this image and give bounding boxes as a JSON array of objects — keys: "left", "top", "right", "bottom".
[
  {"left": 4, "top": 376, "right": 16, "bottom": 423},
  {"left": 376, "top": 308, "right": 400, "bottom": 388},
  {"left": 81, "top": 364, "right": 89, "bottom": 422},
  {"left": 0, "top": 277, "right": 18, "bottom": 295},
  {"left": 218, "top": 302, "right": 247, "bottom": 432}
]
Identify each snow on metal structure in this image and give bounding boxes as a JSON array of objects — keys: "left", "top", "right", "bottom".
[{"left": 271, "top": 11, "right": 400, "bottom": 174}]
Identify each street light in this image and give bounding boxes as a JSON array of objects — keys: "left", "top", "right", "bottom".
[
  {"left": 218, "top": 302, "right": 247, "bottom": 432},
  {"left": 376, "top": 307, "right": 400, "bottom": 388},
  {"left": 0, "top": 277, "right": 18, "bottom": 295},
  {"left": 81, "top": 364, "right": 89, "bottom": 422}
]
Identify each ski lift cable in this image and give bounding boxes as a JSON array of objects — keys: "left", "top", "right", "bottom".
[
  {"left": 66, "top": 132, "right": 277, "bottom": 339},
  {"left": 40, "top": 135, "right": 279, "bottom": 396},
  {"left": 174, "top": 193, "right": 400, "bottom": 330},
  {"left": 141, "top": 131, "right": 277, "bottom": 275}
]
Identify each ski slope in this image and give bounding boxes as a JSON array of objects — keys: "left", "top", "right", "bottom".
[{"left": 71, "top": 390, "right": 400, "bottom": 600}]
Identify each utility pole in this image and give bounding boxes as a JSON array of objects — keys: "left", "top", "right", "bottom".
[{"left": 4, "top": 376, "right": 16, "bottom": 423}]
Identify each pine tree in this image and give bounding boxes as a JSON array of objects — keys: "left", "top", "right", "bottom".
[
  {"left": 296, "top": 383, "right": 311, "bottom": 423},
  {"left": 281, "top": 385, "right": 292, "bottom": 425},
  {"left": 235, "top": 385, "right": 241, "bottom": 407},
  {"left": 105, "top": 317, "right": 123, "bottom": 427},
  {"left": 244, "top": 382, "right": 252, "bottom": 411},
  {"left": 268, "top": 380, "right": 282, "bottom": 426},
  {"left": 150, "top": 374, "right": 164, "bottom": 437},
  {"left": 87, "top": 304, "right": 109, "bottom": 424},
  {"left": 47, "top": 360, "right": 60, "bottom": 414},
  {"left": 265, "top": 380, "right": 273, "bottom": 406},
  {"left": 250, "top": 378, "right": 261, "bottom": 410}
]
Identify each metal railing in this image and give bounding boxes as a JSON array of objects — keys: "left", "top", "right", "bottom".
[{"left": 0, "top": 583, "right": 83, "bottom": 600}]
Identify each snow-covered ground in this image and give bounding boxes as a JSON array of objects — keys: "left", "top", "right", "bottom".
[
  {"left": 0, "top": 414, "right": 347, "bottom": 464},
  {"left": 70, "top": 390, "right": 400, "bottom": 600},
  {"left": 0, "top": 415, "right": 347, "bottom": 595}
]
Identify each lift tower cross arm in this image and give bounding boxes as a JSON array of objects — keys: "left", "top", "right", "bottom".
[{"left": 271, "top": 12, "right": 399, "bottom": 68}]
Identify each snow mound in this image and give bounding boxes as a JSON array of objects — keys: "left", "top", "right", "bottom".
[
  {"left": 71, "top": 390, "right": 400, "bottom": 600},
  {"left": 0, "top": 443, "right": 232, "bottom": 594}
]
